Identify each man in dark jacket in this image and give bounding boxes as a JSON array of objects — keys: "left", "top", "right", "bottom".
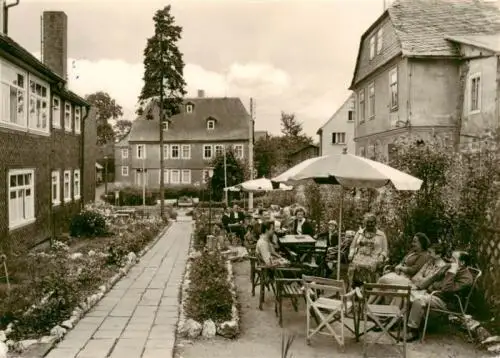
[{"left": 292, "top": 208, "right": 314, "bottom": 236}]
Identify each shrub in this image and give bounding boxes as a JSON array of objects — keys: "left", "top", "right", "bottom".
[
  {"left": 185, "top": 252, "right": 232, "bottom": 323},
  {"left": 70, "top": 210, "right": 107, "bottom": 238}
]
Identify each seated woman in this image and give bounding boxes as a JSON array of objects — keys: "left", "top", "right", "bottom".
[{"left": 378, "top": 233, "right": 432, "bottom": 285}]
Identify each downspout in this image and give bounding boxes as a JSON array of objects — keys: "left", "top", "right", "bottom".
[
  {"left": 80, "top": 105, "right": 91, "bottom": 210},
  {"left": 3, "top": 0, "right": 21, "bottom": 35},
  {"left": 454, "top": 60, "right": 469, "bottom": 152},
  {"left": 407, "top": 59, "right": 413, "bottom": 137}
]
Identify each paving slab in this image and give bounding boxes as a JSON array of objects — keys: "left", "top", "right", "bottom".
[{"left": 45, "top": 217, "right": 192, "bottom": 358}]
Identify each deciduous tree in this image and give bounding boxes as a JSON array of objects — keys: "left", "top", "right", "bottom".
[
  {"left": 209, "top": 148, "right": 245, "bottom": 202},
  {"left": 113, "top": 119, "right": 133, "bottom": 141},
  {"left": 85, "top": 91, "right": 123, "bottom": 145}
]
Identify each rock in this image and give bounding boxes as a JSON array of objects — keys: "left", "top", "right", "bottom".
[
  {"left": 0, "top": 331, "right": 6, "bottom": 342},
  {"left": 16, "top": 339, "right": 38, "bottom": 352},
  {"left": 61, "top": 320, "right": 73, "bottom": 329},
  {"left": 179, "top": 319, "right": 202, "bottom": 339},
  {"left": 50, "top": 325, "right": 66, "bottom": 339},
  {"left": 127, "top": 252, "right": 137, "bottom": 263},
  {"left": 482, "top": 335, "right": 500, "bottom": 345},
  {"left": 217, "top": 320, "right": 239, "bottom": 339},
  {"left": 99, "top": 285, "right": 107, "bottom": 293},
  {"left": 188, "top": 251, "right": 202, "bottom": 260},
  {"left": 201, "top": 320, "right": 216, "bottom": 338},
  {"left": 71, "top": 307, "right": 83, "bottom": 319},
  {"left": 70, "top": 252, "right": 83, "bottom": 260},
  {"left": 5, "top": 340, "right": 14, "bottom": 349},
  {"left": 88, "top": 250, "right": 96, "bottom": 257},
  {"left": 487, "top": 344, "right": 500, "bottom": 353},
  {"left": 0, "top": 342, "right": 7, "bottom": 358},
  {"left": 39, "top": 335, "right": 58, "bottom": 345}
]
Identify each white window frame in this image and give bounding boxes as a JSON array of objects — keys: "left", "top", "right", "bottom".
[
  {"left": 121, "top": 148, "right": 128, "bottom": 159},
  {"left": 181, "top": 169, "right": 191, "bottom": 184},
  {"left": 368, "top": 82, "right": 375, "bottom": 119},
  {"left": 203, "top": 144, "right": 213, "bottom": 160},
  {"left": 163, "top": 144, "right": 169, "bottom": 159},
  {"left": 135, "top": 169, "right": 148, "bottom": 186},
  {"left": 63, "top": 170, "right": 71, "bottom": 202},
  {"left": 28, "top": 75, "right": 50, "bottom": 134},
  {"left": 161, "top": 169, "right": 169, "bottom": 184},
  {"left": 0, "top": 59, "right": 28, "bottom": 130},
  {"left": 52, "top": 96, "right": 61, "bottom": 128},
  {"left": 171, "top": 144, "right": 180, "bottom": 159},
  {"left": 469, "top": 73, "right": 481, "bottom": 114},
  {"left": 170, "top": 169, "right": 180, "bottom": 184},
  {"left": 181, "top": 144, "right": 191, "bottom": 159},
  {"left": 74, "top": 106, "right": 81, "bottom": 134},
  {"left": 51, "top": 170, "right": 60, "bottom": 206},
  {"left": 376, "top": 28, "right": 383, "bottom": 54},
  {"left": 369, "top": 36, "right": 375, "bottom": 60},
  {"left": 234, "top": 144, "right": 244, "bottom": 159},
  {"left": 8, "top": 169, "right": 35, "bottom": 230},
  {"left": 136, "top": 144, "right": 146, "bottom": 159},
  {"left": 207, "top": 120, "right": 215, "bottom": 130},
  {"left": 162, "top": 121, "right": 169, "bottom": 130},
  {"left": 73, "top": 169, "right": 81, "bottom": 200},
  {"left": 186, "top": 104, "right": 193, "bottom": 113},
  {"left": 389, "top": 67, "right": 398, "bottom": 110},
  {"left": 348, "top": 110, "right": 354, "bottom": 121},
  {"left": 121, "top": 166, "right": 129, "bottom": 176},
  {"left": 214, "top": 144, "right": 224, "bottom": 157},
  {"left": 64, "top": 102, "right": 72, "bottom": 132},
  {"left": 358, "top": 89, "right": 365, "bottom": 123},
  {"left": 331, "top": 132, "right": 346, "bottom": 145}
]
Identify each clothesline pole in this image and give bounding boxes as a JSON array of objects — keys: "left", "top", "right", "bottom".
[{"left": 337, "top": 186, "right": 344, "bottom": 280}]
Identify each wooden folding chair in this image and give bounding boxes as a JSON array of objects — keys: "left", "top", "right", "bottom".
[
  {"left": 302, "top": 275, "right": 357, "bottom": 351},
  {"left": 421, "top": 267, "right": 482, "bottom": 342},
  {"left": 302, "top": 246, "right": 329, "bottom": 277},
  {"left": 361, "top": 283, "right": 411, "bottom": 358},
  {"left": 274, "top": 266, "right": 305, "bottom": 327}
]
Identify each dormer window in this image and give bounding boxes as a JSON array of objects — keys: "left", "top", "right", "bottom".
[
  {"left": 207, "top": 120, "right": 215, "bottom": 130},
  {"left": 162, "top": 121, "right": 169, "bottom": 131},
  {"left": 186, "top": 104, "right": 193, "bottom": 113}
]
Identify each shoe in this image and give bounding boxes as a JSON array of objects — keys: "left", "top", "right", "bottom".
[{"left": 400, "top": 331, "right": 419, "bottom": 342}]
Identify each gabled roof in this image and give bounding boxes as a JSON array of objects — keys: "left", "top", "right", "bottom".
[
  {"left": 128, "top": 97, "right": 251, "bottom": 142},
  {"left": 289, "top": 144, "right": 319, "bottom": 156},
  {"left": 316, "top": 93, "right": 354, "bottom": 135},
  {"left": 115, "top": 132, "right": 130, "bottom": 147},
  {"left": 445, "top": 33, "right": 500, "bottom": 54},
  {"left": 350, "top": 0, "right": 500, "bottom": 88}
]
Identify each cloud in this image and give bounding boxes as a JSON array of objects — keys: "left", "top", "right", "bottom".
[{"left": 32, "top": 52, "right": 338, "bottom": 137}]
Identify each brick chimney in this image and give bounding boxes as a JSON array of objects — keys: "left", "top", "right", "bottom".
[
  {"left": 42, "top": 11, "right": 67, "bottom": 80},
  {"left": 197, "top": 89, "right": 205, "bottom": 98}
]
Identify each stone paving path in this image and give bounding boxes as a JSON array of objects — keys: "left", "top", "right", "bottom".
[{"left": 46, "top": 217, "right": 192, "bottom": 358}]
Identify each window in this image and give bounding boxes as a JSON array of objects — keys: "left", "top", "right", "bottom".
[
  {"left": 121, "top": 166, "right": 129, "bottom": 176},
  {"left": 186, "top": 104, "right": 193, "bottom": 113},
  {"left": 161, "top": 169, "right": 169, "bottom": 184},
  {"left": 73, "top": 169, "right": 81, "bottom": 200},
  {"left": 28, "top": 76, "right": 50, "bottom": 133},
  {"left": 51, "top": 170, "right": 60, "bottom": 206},
  {"left": 52, "top": 96, "right": 61, "bottom": 128},
  {"left": 136, "top": 169, "right": 148, "bottom": 186},
  {"left": 136, "top": 144, "right": 145, "bottom": 159},
  {"left": 170, "top": 169, "right": 180, "bottom": 184},
  {"left": 348, "top": 110, "right": 354, "bottom": 121},
  {"left": 163, "top": 144, "right": 169, "bottom": 159},
  {"left": 331, "top": 132, "right": 346, "bottom": 144},
  {"left": 63, "top": 170, "right": 71, "bottom": 202},
  {"left": 389, "top": 67, "right": 398, "bottom": 110},
  {"left": 368, "top": 82, "right": 375, "bottom": 119},
  {"left": 64, "top": 102, "right": 72, "bottom": 131},
  {"left": 214, "top": 144, "right": 224, "bottom": 157},
  {"left": 171, "top": 144, "right": 180, "bottom": 159},
  {"left": 8, "top": 169, "right": 35, "bottom": 229},
  {"left": 358, "top": 90, "right": 365, "bottom": 123},
  {"left": 0, "top": 60, "right": 27, "bottom": 128},
  {"left": 369, "top": 36, "right": 375, "bottom": 60},
  {"left": 203, "top": 144, "right": 213, "bottom": 160},
  {"left": 376, "top": 28, "right": 383, "bottom": 54},
  {"left": 74, "top": 106, "right": 81, "bottom": 133},
  {"left": 207, "top": 120, "right": 215, "bottom": 130},
  {"left": 162, "top": 121, "right": 169, "bottom": 130},
  {"left": 234, "top": 144, "right": 244, "bottom": 159},
  {"left": 469, "top": 74, "right": 481, "bottom": 113},
  {"left": 181, "top": 169, "right": 191, "bottom": 184},
  {"left": 121, "top": 148, "right": 128, "bottom": 159},
  {"left": 181, "top": 144, "right": 191, "bottom": 159}
]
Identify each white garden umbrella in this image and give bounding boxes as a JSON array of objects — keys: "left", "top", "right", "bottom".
[
  {"left": 225, "top": 177, "right": 293, "bottom": 192},
  {"left": 272, "top": 148, "right": 423, "bottom": 279}
]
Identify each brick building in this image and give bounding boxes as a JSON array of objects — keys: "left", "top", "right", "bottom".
[
  {"left": 115, "top": 92, "right": 251, "bottom": 188},
  {"left": 0, "top": 10, "right": 96, "bottom": 250},
  {"left": 349, "top": 0, "right": 500, "bottom": 159}
]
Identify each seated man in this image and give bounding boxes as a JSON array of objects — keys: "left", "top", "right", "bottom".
[
  {"left": 255, "top": 221, "right": 289, "bottom": 267},
  {"left": 404, "top": 250, "right": 473, "bottom": 341},
  {"left": 316, "top": 220, "right": 339, "bottom": 247}
]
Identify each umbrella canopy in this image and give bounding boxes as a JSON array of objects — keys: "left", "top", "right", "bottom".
[
  {"left": 272, "top": 150, "right": 422, "bottom": 191},
  {"left": 225, "top": 178, "right": 293, "bottom": 192}
]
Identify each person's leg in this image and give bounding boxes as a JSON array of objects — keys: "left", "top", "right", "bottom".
[{"left": 406, "top": 295, "right": 446, "bottom": 340}]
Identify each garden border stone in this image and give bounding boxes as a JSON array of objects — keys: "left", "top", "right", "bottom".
[
  {"left": 176, "top": 225, "right": 240, "bottom": 342},
  {"left": 7, "top": 221, "right": 173, "bottom": 358}
]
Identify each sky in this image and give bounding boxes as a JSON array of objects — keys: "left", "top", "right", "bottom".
[{"left": 8, "top": 0, "right": 386, "bottom": 138}]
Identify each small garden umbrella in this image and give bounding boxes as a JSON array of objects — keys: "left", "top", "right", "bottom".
[
  {"left": 229, "top": 177, "right": 293, "bottom": 192},
  {"left": 272, "top": 148, "right": 422, "bottom": 279}
]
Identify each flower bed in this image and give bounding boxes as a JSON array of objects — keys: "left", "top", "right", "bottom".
[
  {"left": 0, "top": 203, "right": 169, "bottom": 355},
  {"left": 177, "top": 235, "right": 240, "bottom": 340}
]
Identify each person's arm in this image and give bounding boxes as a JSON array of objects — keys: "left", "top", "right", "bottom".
[
  {"left": 377, "top": 232, "right": 388, "bottom": 262},
  {"left": 439, "top": 267, "right": 473, "bottom": 294},
  {"left": 257, "top": 241, "right": 272, "bottom": 265},
  {"left": 416, "top": 264, "right": 450, "bottom": 290},
  {"left": 402, "top": 253, "right": 431, "bottom": 277},
  {"left": 348, "top": 231, "right": 361, "bottom": 260}
]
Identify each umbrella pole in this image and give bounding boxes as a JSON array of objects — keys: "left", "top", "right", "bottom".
[{"left": 337, "top": 187, "right": 344, "bottom": 280}]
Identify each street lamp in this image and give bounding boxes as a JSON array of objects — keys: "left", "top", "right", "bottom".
[
  {"left": 104, "top": 155, "right": 108, "bottom": 195},
  {"left": 208, "top": 168, "right": 214, "bottom": 233}
]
